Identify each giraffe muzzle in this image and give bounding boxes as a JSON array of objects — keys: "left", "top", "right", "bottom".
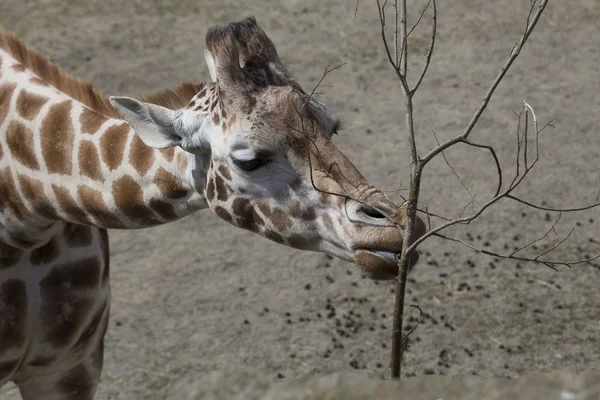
[{"left": 353, "top": 248, "right": 420, "bottom": 280}]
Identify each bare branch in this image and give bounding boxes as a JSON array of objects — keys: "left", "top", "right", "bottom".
[
  {"left": 420, "top": 0, "right": 550, "bottom": 165},
  {"left": 434, "top": 232, "right": 600, "bottom": 270},
  {"left": 506, "top": 195, "right": 600, "bottom": 212},
  {"left": 411, "top": 0, "right": 436, "bottom": 96},
  {"left": 510, "top": 213, "right": 562, "bottom": 257}
]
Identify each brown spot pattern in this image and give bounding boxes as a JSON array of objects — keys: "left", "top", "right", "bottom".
[
  {"left": 11, "top": 63, "right": 25, "bottom": 72},
  {"left": 17, "top": 174, "right": 53, "bottom": 218},
  {"left": 176, "top": 151, "right": 188, "bottom": 172},
  {"left": 72, "top": 300, "right": 107, "bottom": 354},
  {"left": 52, "top": 184, "right": 89, "bottom": 223},
  {"left": 154, "top": 168, "right": 189, "bottom": 199},
  {"left": 30, "top": 238, "right": 59, "bottom": 266},
  {"left": 99, "top": 122, "right": 129, "bottom": 171},
  {"left": 29, "top": 77, "right": 49, "bottom": 87},
  {"left": 288, "top": 199, "right": 317, "bottom": 221},
  {"left": 258, "top": 200, "right": 292, "bottom": 231},
  {"left": 0, "top": 280, "right": 28, "bottom": 354},
  {"left": 16, "top": 89, "right": 47, "bottom": 120},
  {"left": 6, "top": 121, "right": 39, "bottom": 169},
  {"left": 78, "top": 140, "right": 103, "bottom": 181},
  {"left": 159, "top": 147, "right": 175, "bottom": 162},
  {"left": 41, "top": 101, "right": 74, "bottom": 175},
  {"left": 80, "top": 107, "right": 107, "bottom": 135},
  {"left": 205, "top": 177, "right": 216, "bottom": 203},
  {"left": 264, "top": 230, "right": 284, "bottom": 244},
  {"left": 213, "top": 206, "right": 233, "bottom": 224},
  {"left": 39, "top": 257, "right": 101, "bottom": 348},
  {"left": 0, "top": 169, "right": 26, "bottom": 220},
  {"left": 0, "top": 142, "right": 3, "bottom": 161},
  {"left": 218, "top": 164, "right": 231, "bottom": 181},
  {"left": 149, "top": 198, "right": 178, "bottom": 221},
  {"left": 112, "top": 176, "right": 159, "bottom": 225},
  {"left": 214, "top": 175, "right": 229, "bottom": 202},
  {"left": 0, "top": 83, "right": 16, "bottom": 126},
  {"left": 0, "top": 242, "right": 23, "bottom": 268},
  {"left": 129, "top": 134, "right": 154, "bottom": 176},
  {"left": 212, "top": 114, "right": 220, "bottom": 126},
  {"left": 78, "top": 185, "right": 125, "bottom": 228},
  {"left": 231, "top": 197, "right": 264, "bottom": 232},
  {"left": 287, "top": 234, "right": 310, "bottom": 249},
  {"left": 63, "top": 224, "right": 93, "bottom": 248}
]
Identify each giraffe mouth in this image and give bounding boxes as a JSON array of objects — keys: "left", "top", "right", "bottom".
[{"left": 353, "top": 249, "right": 420, "bottom": 280}]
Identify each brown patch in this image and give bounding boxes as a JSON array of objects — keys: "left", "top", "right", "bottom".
[
  {"left": 73, "top": 300, "right": 107, "bottom": 354},
  {"left": 229, "top": 114, "right": 237, "bottom": 126},
  {"left": 287, "top": 234, "right": 311, "bottom": 249},
  {"left": 218, "top": 164, "right": 232, "bottom": 181},
  {"left": 205, "top": 177, "right": 216, "bottom": 203},
  {"left": 39, "top": 257, "right": 101, "bottom": 348},
  {"left": 30, "top": 238, "right": 60, "bottom": 266},
  {"left": 214, "top": 175, "right": 229, "bottom": 202},
  {"left": 322, "top": 213, "right": 335, "bottom": 232},
  {"left": 264, "top": 230, "right": 285, "bottom": 244},
  {"left": 258, "top": 200, "right": 292, "bottom": 231},
  {"left": 56, "top": 363, "right": 95, "bottom": 397},
  {"left": 0, "top": 242, "right": 23, "bottom": 268},
  {"left": 129, "top": 134, "right": 155, "bottom": 176},
  {"left": 149, "top": 198, "right": 178, "bottom": 221},
  {"left": 0, "top": 83, "right": 16, "bottom": 126},
  {"left": 213, "top": 205, "right": 233, "bottom": 224},
  {"left": 0, "top": 169, "right": 27, "bottom": 220},
  {"left": 52, "top": 184, "right": 89, "bottom": 224},
  {"left": 99, "top": 229, "right": 110, "bottom": 285},
  {"left": 159, "top": 147, "right": 175, "bottom": 162},
  {"left": 221, "top": 121, "right": 227, "bottom": 132},
  {"left": 112, "top": 176, "right": 160, "bottom": 226},
  {"left": 17, "top": 174, "right": 53, "bottom": 218},
  {"left": 78, "top": 140, "right": 103, "bottom": 181},
  {"left": 28, "top": 355, "right": 57, "bottom": 367},
  {"left": 99, "top": 122, "right": 129, "bottom": 171},
  {"left": 77, "top": 185, "right": 126, "bottom": 228},
  {"left": 288, "top": 199, "right": 317, "bottom": 221},
  {"left": 29, "top": 77, "right": 49, "bottom": 87},
  {"left": 11, "top": 63, "right": 25, "bottom": 72},
  {"left": 154, "top": 168, "right": 189, "bottom": 199},
  {"left": 176, "top": 151, "right": 188, "bottom": 172},
  {"left": 0, "top": 359, "right": 19, "bottom": 382},
  {"left": 212, "top": 114, "right": 220, "bottom": 126},
  {"left": 232, "top": 197, "right": 264, "bottom": 232},
  {"left": 6, "top": 121, "right": 40, "bottom": 169},
  {"left": 0, "top": 280, "right": 28, "bottom": 354},
  {"left": 63, "top": 224, "right": 93, "bottom": 248},
  {"left": 41, "top": 101, "right": 74, "bottom": 175},
  {"left": 0, "top": 142, "right": 3, "bottom": 161},
  {"left": 16, "top": 89, "right": 47, "bottom": 120},
  {"left": 80, "top": 107, "right": 107, "bottom": 135}
]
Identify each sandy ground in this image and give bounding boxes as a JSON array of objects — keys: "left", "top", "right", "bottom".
[{"left": 1, "top": 0, "right": 599, "bottom": 398}]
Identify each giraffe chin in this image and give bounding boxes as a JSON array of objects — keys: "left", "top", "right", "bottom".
[{"left": 353, "top": 249, "right": 420, "bottom": 281}]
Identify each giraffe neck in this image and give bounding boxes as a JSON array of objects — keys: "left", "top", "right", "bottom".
[{"left": 0, "top": 49, "right": 209, "bottom": 249}]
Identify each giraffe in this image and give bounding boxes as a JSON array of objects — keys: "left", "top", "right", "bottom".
[{"left": 0, "top": 17, "right": 426, "bottom": 399}]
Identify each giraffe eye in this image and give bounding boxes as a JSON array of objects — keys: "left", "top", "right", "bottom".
[{"left": 232, "top": 157, "right": 270, "bottom": 172}]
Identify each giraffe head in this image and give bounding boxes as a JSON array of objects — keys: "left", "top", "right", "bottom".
[{"left": 110, "top": 17, "right": 425, "bottom": 280}]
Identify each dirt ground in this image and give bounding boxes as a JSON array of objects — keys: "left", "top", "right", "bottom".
[{"left": 1, "top": 0, "right": 599, "bottom": 398}]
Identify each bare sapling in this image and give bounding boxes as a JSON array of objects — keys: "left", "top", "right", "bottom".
[{"left": 363, "top": 0, "right": 600, "bottom": 379}]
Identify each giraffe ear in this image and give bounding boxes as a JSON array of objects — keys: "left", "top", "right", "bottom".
[{"left": 109, "top": 96, "right": 182, "bottom": 149}]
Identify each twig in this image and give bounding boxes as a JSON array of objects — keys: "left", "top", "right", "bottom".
[
  {"left": 420, "top": 0, "right": 550, "bottom": 165},
  {"left": 411, "top": 0, "right": 436, "bottom": 96}
]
